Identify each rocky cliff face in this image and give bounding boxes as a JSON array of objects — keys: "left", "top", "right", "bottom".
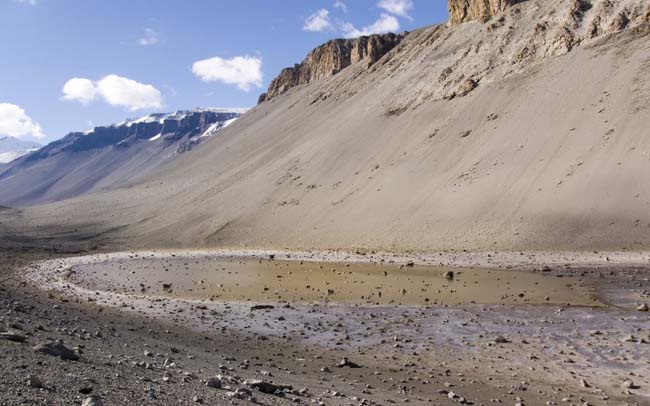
[
  {"left": 260, "top": 33, "right": 403, "bottom": 102},
  {"left": 307, "top": 0, "right": 649, "bottom": 105},
  {"left": 448, "top": 0, "right": 517, "bottom": 24}
]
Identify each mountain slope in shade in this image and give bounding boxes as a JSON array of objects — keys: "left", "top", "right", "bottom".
[
  {"left": 2, "top": 0, "right": 650, "bottom": 252},
  {"left": 0, "top": 136, "right": 41, "bottom": 164},
  {"left": 0, "top": 108, "right": 246, "bottom": 206}
]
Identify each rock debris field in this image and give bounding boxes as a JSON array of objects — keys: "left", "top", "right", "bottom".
[{"left": 1, "top": 249, "right": 648, "bottom": 405}]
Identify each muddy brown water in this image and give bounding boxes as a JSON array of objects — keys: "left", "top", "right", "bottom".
[{"left": 67, "top": 256, "right": 603, "bottom": 307}]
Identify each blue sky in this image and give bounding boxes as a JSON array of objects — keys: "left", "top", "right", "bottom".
[{"left": 0, "top": 0, "right": 448, "bottom": 143}]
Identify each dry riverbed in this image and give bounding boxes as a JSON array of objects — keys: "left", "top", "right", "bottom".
[{"left": 2, "top": 248, "right": 649, "bottom": 406}]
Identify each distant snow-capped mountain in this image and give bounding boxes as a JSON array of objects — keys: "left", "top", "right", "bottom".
[
  {"left": 0, "top": 136, "right": 41, "bottom": 164},
  {"left": 0, "top": 108, "right": 247, "bottom": 206}
]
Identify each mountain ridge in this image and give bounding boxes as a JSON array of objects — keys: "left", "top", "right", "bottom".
[{"left": 0, "top": 108, "right": 245, "bottom": 206}]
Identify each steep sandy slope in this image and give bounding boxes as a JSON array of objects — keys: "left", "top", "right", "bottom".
[{"left": 2, "top": 0, "right": 650, "bottom": 252}]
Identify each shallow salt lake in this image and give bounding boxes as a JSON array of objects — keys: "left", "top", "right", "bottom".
[{"left": 66, "top": 256, "right": 603, "bottom": 307}]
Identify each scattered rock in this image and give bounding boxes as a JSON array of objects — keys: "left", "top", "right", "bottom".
[
  {"left": 637, "top": 303, "right": 648, "bottom": 312},
  {"left": 33, "top": 340, "right": 79, "bottom": 361},
  {"left": 444, "top": 271, "right": 454, "bottom": 280},
  {"left": 81, "top": 396, "right": 104, "bottom": 406},
  {"left": 244, "top": 379, "right": 292, "bottom": 394},
  {"left": 337, "top": 357, "right": 362, "bottom": 368},
  {"left": 26, "top": 374, "right": 44, "bottom": 389},
  {"left": 227, "top": 387, "right": 255, "bottom": 400},
  {"left": 251, "top": 304, "right": 275, "bottom": 311},
  {"left": 494, "top": 335, "right": 510, "bottom": 344},
  {"left": 206, "top": 377, "right": 222, "bottom": 389},
  {"left": 0, "top": 331, "right": 27, "bottom": 343},
  {"left": 457, "top": 78, "right": 478, "bottom": 96}
]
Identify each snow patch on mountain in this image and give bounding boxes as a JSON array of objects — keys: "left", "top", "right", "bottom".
[
  {"left": 0, "top": 149, "right": 38, "bottom": 164},
  {"left": 200, "top": 117, "right": 239, "bottom": 138},
  {"left": 116, "top": 107, "right": 249, "bottom": 129},
  {"left": 0, "top": 136, "right": 41, "bottom": 164}
]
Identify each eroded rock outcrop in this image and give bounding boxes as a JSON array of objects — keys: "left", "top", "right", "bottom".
[
  {"left": 261, "top": 33, "right": 403, "bottom": 102},
  {"left": 259, "top": 0, "right": 649, "bottom": 109},
  {"left": 449, "top": 0, "right": 518, "bottom": 24}
]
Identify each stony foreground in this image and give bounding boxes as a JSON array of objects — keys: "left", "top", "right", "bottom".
[{"left": 1, "top": 247, "right": 649, "bottom": 405}]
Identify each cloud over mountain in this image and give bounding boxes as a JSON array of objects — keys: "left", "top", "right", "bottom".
[
  {"left": 192, "top": 55, "right": 263, "bottom": 91},
  {"left": 340, "top": 13, "right": 400, "bottom": 38},
  {"left": 304, "top": 9, "right": 333, "bottom": 32},
  {"left": 62, "top": 75, "right": 164, "bottom": 111},
  {"left": 0, "top": 103, "right": 44, "bottom": 139}
]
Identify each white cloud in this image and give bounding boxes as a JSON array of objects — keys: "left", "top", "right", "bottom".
[
  {"left": 191, "top": 55, "right": 263, "bottom": 91},
  {"left": 0, "top": 103, "right": 44, "bottom": 139},
  {"left": 96, "top": 75, "right": 163, "bottom": 110},
  {"left": 62, "top": 78, "right": 97, "bottom": 104},
  {"left": 138, "top": 28, "right": 159, "bottom": 46},
  {"left": 14, "top": 0, "right": 37, "bottom": 5},
  {"left": 61, "top": 75, "right": 163, "bottom": 111},
  {"left": 303, "top": 9, "right": 333, "bottom": 32},
  {"left": 333, "top": 0, "right": 348, "bottom": 13},
  {"left": 377, "top": 0, "right": 413, "bottom": 18},
  {"left": 340, "top": 13, "right": 400, "bottom": 38}
]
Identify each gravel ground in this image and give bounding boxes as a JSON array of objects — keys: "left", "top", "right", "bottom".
[{"left": 1, "top": 247, "right": 649, "bottom": 406}]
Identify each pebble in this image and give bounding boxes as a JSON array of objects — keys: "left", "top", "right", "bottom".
[
  {"left": 206, "top": 376, "right": 222, "bottom": 389},
  {"left": 26, "top": 374, "right": 44, "bottom": 388},
  {"left": 81, "top": 396, "right": 104, "bottom": 406},
  {"left": 244, "top": 378, "right": 292, "bottom": 394},
  {"left": 495, "top": 335, "right": 510, "bottom": 344},
  {"left": 0, "top": 332, "right": 27, "bottom": 343},
  {"left": 337, "top": 357, "right": 362, "bottom": 368}
]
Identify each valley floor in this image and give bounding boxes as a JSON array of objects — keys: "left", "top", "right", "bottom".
[{"left": 1, "top": 245, "right": 649, "bottom": 406}]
